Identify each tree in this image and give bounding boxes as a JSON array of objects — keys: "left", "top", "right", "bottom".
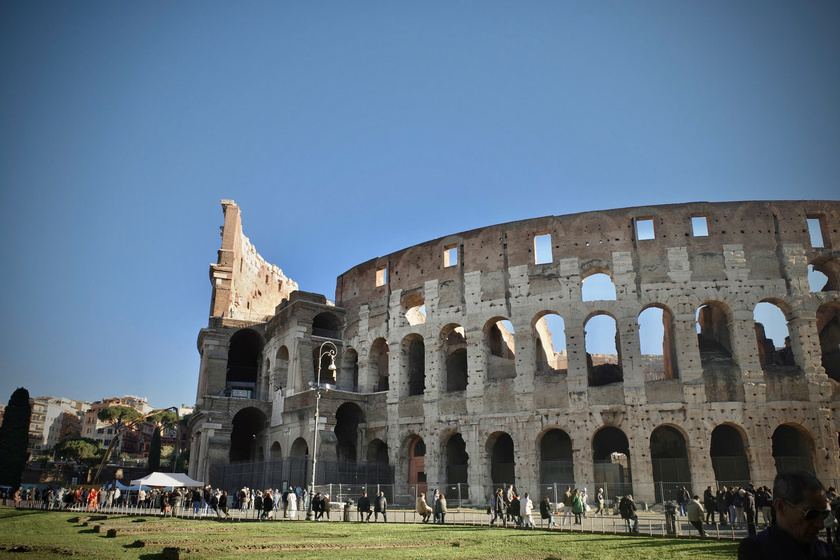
[
  {"left": 53, "top": 437, "right": 101, "bottom": 460},
  {"left": 147, "top": 427, "right": 161, "bottom": 473},
  {"left": 97, "top": 405, "right": 142, "bottom": 453},
  {"left": 0, "top": 387, "right": 32, "bottom": 487}
]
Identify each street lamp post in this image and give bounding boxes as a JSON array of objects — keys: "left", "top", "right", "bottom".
[{"left": 306, "top": 341, "right": 337, "bottom": 521}]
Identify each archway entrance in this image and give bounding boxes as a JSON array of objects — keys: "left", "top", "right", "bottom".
[
  {"left": 650, "top": 426, "right": 691, "bottom": 503},
  {"left": 592, "top": 427, "right": 632, "bottom": 498},
  {"left": 408, "top": 437, "right": 426, "bottom": 497},
  {"left": 539, "top": 429, "right": 574, "bottom": 486},
  {"left": 489, "top": 432, "right": 515, "bottom": 487},
  {"left": 772, "top": 425, "right": 815, "bottom": 474},
  {"left": 229, "top": 407, "right": 266, "bottom": 462},
  {"left": 445, "top": 434, "right": 469, "bottom": 486},
  {"left": 710, "top": 425, "right": 751, "bottom": 487},
  {"left": 334, "top": 402, "right": 365, "bottom": 464}
]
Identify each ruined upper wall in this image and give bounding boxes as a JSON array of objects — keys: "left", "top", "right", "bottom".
[
  {"left": 335, "top": 200, "right": 840, "bottom": 312},
  {"left": 209, "top": 200, "right": 298, "bottom": 323}
]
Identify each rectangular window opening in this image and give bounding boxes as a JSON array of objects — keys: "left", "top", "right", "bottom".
[
  {"left": 375, "top": 266, "right": 387, "bottom": 287},
  {"left": 444, "top": 245, "right": 458, "bottom": 268},
  {"left": 534, "top": 232, "right": 553, "bottom": 264},
  {"left": 691, "top": 215, "right": 709, "bottom": 237},
  {"left": 807, "top": 216, "right": 825, "bottom": 248},
  {"left": 636, "top": 218, "right": 655, "bottom": 240}
]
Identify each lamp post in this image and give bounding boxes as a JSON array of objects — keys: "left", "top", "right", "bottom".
[{"left": 306, "top": 340, "right": 337, "bottom": 521}]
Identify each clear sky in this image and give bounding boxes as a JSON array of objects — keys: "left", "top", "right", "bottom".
[{"left": 1, "top": 1, "right": 838, "bottom": 410}]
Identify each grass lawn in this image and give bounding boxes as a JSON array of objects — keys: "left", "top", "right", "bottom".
[{"left": 0, "top": 507, "right": 739, "bottom": 560}]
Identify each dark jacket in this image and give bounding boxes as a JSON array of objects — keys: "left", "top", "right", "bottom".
[
  {"left": 618, "top": 496, "right": 637, "bottom": 519},
  {"left": 358, "top": 495, "right": 371, "bottom": 512},
  {"left": 374, "top": 495, "right": 387, "bottom": 512},
  {"left": 539, "top": 499, "right": 552, "bottom": 519},
  {"left": 738, "top": 526, "right": 840, "bottom": 560}
]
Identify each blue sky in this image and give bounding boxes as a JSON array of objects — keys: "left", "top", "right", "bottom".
[{"left": 1, "top": 1, "right": 838, "bottom": 410}]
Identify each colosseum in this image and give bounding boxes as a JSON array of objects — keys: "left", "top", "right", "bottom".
[{"left": 189, "top": 199, "right": 840, "bottom": 505}]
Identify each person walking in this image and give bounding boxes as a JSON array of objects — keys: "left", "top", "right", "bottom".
[
  {"left": 540, "top": 496, "right": 556, "bottom": 528},
  {"left": 619, "top": 494, "right": 639, "bottom": 533},
  {"left": 572, "top": 489, "right": 584, "bottom": 525},
  {"left": 704, "top": 486, "right": 716, "bottom": 524},
  {"left": 687, "top": 494, "right": 706, "bottom": 537},
  {"left": 520, "top": 492, "right": 535, "bottom": 528},
  {"left": 561, "top": 487, "right": 574, "bottom": 526},
  {"left": 490, "top": 488, "right": 505, "bottom": 526},
  {"left": 594, "top": 488, "right": 606, "bottom": 516}
]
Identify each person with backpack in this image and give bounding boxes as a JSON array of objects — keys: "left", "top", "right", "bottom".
[{"left": 619, "top": 494, "right": 638, "bottom": 533}]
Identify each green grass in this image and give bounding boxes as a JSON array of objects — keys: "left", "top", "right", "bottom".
[{"left": 0, "top": 507, "right": 739, "bottom": 560}]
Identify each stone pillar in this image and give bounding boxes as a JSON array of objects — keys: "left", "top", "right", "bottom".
[
  {"left": 387, "top": 342, "right": 402, "bottom": 403},
  {"left": 688, "top": 429, "right": 717, "bottom": 491},
  {"left": 627, "top": 427, "right": 655, "bottom": 504},
  {"left": 673, "top": 313, "right": 706, "bottom": 404},
  {"left": 565, "top": 325, "right": 589, "bottom": 409},
  {"left": 465, "top": 328, "right": 486, "bottom": 414},
  {"left": 425, "top": 434, "right": 442, "bottom": 496},
  {"left": 424, "top": 334, "right": 442, "bottom": 401},
  {"left": 618, "top": 316, "right": 646, "bottom": 405},
  {"left": 729, "top": 311, "right": 766, "bottom": 403},
  {"left": 787, "top": 313, "right": 833, "bottom": 403},
  {"left": 465, "top": 422, "right": 486, "bottom": 503},
  {"left": 745, "top": 425, "right": 775, "bottom": 484},
  {"left": 515, "top": 428, "right": 538, "bottom": 497},
  {"left": 513, "top": 320, "right": 535, "bottom": 410}
]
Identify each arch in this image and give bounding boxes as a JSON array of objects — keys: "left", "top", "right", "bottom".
[
  {"left": 229, "top": 407, "right": 267, "bottom": 462},
  {"left": 487, "top": 432, "right": 515, "bottom": 486},
  {"left": 754, "top": 301, "right": 797, "bottom": 368},
  {"left": 592, "top": 427, "right": 632, "bottom": 498},
  {"left": 407, "top": 436, "right": 427, "bottom": 495},
  {"left": 335, "top": 402, "right": 365, "bottom": 464},
  {"left": 816, "top": 303, "right": 840, "bottom": 382},
  {"left": 710, "top": 424, "right": 751, "bottom": 486},
  {"left": 696, "top": 301, "right": 735, "bottom": 363},
  {"left": 312, "top": 346, "right": 337, "bottom": 386},
  {"left": 273, "top": 346, "right": 289, "bottom": 392},
  {"left": 290, "top": 437, "right": 309, "bottom": 458},
  {"left": 402, "top": 293, "right": 426, "bottom": 326},
  {"left": 772, "top": 424, "right": 815, "bottom": 474},
  {"left": 534, "top": 312, "right": 567, "bottom": 373},
  {"left": 270, "top": 441, "right": 282, "bottom": 460},
  {"left": 582, "top": 272, "right": 617, "bottom": 302},
  {"left": 403, "top": 334, "right": 425, "bottom": 397},
  {"left": 370, "top": 338, "right": 390, "bottom": 391},
  {"left": 366, "top": 438, "right": 389, "bottom": 467},
  {"left": 585, "top": 313, "right": 623, "bottom": 386},
  {"left": 809, "top": 257, "right": 840, "bottom": 292},
  {"left": 445, "top": 433, "right": 469, "bottom": 485},
  {"left": 650, "top": 425, "right": 691, "bottom": 502},
  {"left": 441, "top": 324, "right": 467, "bottom": 392},
  {"left": 312, "top": 312, "right": 342, "bottom": 339},
  {"left": 638, "top": 305, "right": 679, "bottom": 381},
  {"left": 339, "top": 347, "right": 359, "bottom": 392},
  {"left": 538, "top": 428, "right": 574, "bottom": 486},
  {"left": 226, "top": 329, "right": 264, "bottom": 397},
  {"left": 484, "top": 317, "right": 516, "bottom": 380}
]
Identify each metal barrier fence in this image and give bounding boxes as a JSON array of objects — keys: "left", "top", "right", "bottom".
[{"left": 218, "top": 459, "right": 394, "bottom": 495}]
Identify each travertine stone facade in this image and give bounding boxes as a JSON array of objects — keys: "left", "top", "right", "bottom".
[{"left": 191, "top": 200, "right": 840, "bottom": 504}]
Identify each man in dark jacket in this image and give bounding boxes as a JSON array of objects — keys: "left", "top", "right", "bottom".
[
  {"left": 618, "top": 495, "right": 638, "bottom": 533},
  {"left": 741, "top": 489, "right": 757, "bottom": 536},
  {"left": 704, "top": 486, "right": 716, "bottom": 524},
  {"left": 357, "top": 491, "right": 371, "bottom": 522},
  {"left": 738, "top": 470, "right": 839, "bottom": 560}
]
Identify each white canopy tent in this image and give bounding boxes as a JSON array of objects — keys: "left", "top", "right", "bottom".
[{"left": 129, "top": 472, "right": 204, "bottom": 488}]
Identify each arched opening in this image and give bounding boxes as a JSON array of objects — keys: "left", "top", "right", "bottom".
[
  {"left": 442, "top": 325, "right": 467, "bottom": 392},
  {"left": 274, "top": 346, "right": 289, "bottom": 392},
  {"left": 650, "top": 426, "right": 691, "bottom": 503},
  {"left": 539, "top": 429, "right": 574, "bottom": 486},
  {"left": 697, "top": 302, "right": 741, "bottom": 401},
  {"left": 289, "top": 437, "right": 309, "bottom": 486},
  {"left": 226, "top": 329, "right": 263, "bottom": 398},
  {"left": 312, "top": 346, "right": 338, "bottom": 386},
  {"left": 339, "top": 348, "right": 359, "bottom": 392},
  {"left": 582, "top": 272, "right": 617, "bottom": 301},
  {"left": 367, "top": 439, "right": 389, "bottom": 467},
  {"left": 809, "top": 257, "right": 840, "bottom": 292},
  {"left": 270, "top": 441, "right": 282, "bottom": 460},
  {"left": 485, "top": 318, "right": 516, "bottom": 380},
  {"left": 535, "top": 313, "right": 567, "bottom": 374},
  {"left": 817, "top": 304, "right": 840, "bottom": 382},
  {"left": 229, "top": 407, "right": 266, "bottom": 462},
  {"left": 710, "top": 424, "right": 751, "bottom": 487},
  {"left": 754, "top": 301, "right": 796, "bottom": 368},
  {"left": 592, "top": 427, "right": 632, "bottom": 498},
  {"left": 585, "top": 314, "right": 622, "bottom": 386},
  {"left": 403, "top": 293, "right": 426, "bottom": 326},
  {"left": 370, "top": 338, "right": 390, "bottom": 392},
  {"left": 312, "top": 312, "right": 342, "bottom": 339},
  {"left": 488, "top": 432, "right": 515, "bottom": 486},
  {"left": 407, "top": 436, "right": 426, "bottom": 496},
  {"left": 772, "top": 425, "right": 815, "bottom": 474},
  {"left": 404, "top": 334, "right": 425, "bottom": 397},
  {"left": 334, "top": 402, "right": 364, "bottom": 464},
  {"left": 696, "top": 302, "right": 735, "bottom": 363},
  {"left": 445, "top": 434, "right": 469, "bottom": 486},
  {"left": 638, "top": 306, "right": 679, "bottom": 381}
]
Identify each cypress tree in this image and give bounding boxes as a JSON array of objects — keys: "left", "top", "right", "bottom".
[
  {"left": 148, "top": 426, "right": 161, "bottom": 473},
  {"left": 0, "top": 387, "right": 32, "bottom": 487}
]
